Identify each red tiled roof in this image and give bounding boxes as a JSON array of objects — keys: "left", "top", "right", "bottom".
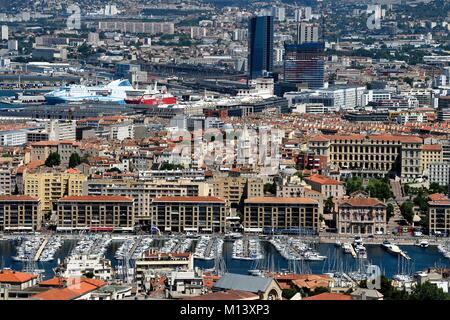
[
  {"left": 32, "top": 282, "right": 98, "bottom": 300},
  {"left": 31, "top": 140, "right": 80, "bottom": 147},
  {"left": 33, "top": 277, "right": 106, "bottom": 300},
  {"left": 58, "top": 195, "right": 133, "bottom": 202},
  {"left": 153, "top": 196, "right": 225, "bottom": 203},
  {"left": 0, "top": 269, "right": 38, "bottom": 283},
  {"left": 306, "top": 174, "right": 343, "bottom": 185},
  {"left": 0, "top": 195, "right": 39, "bottom": 201},
  {"left": 339, "top": 197, "right": 385, "bottom": 207},
  {"left": 422, "top": 144, "right": 442, "bottom": 152},
  {"left": 428, "top": 193, "right": 448, "bottom": 201},
  {"left": 16, "top": 160, "right": 45, "bottom": 174},
  {"left": 303, "top": 292, "right": 352, "bottom": 300},
  {"left": 310, "top": 134, "right": 422, "bottom": 144},
  {"left": 245, "top": 197, "right": 318, "bottom": 205}
]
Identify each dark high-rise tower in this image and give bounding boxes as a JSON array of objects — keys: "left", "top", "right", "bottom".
[
  {"left": 248, "top": 15, "right": 274, "bottom": 80},
  {"left": 283, "top": 42, "right": 325, "bottom": 89}
]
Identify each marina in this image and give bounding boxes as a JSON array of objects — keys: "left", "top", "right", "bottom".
[
  {"left": 1, "top": 235, "right": 450, "bottom": 281},
  {"left": 232, "top": 237, "right": 264, "bottom": 260},
  {"left": 269, "top": 236, "right": 327, "bottom": 261},
  {"left": 193, "top": 235, "right": 224, "bottom": 260}
]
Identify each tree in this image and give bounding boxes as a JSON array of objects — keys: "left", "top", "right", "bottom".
[
  {"left": 386, "top": 203, "right": 394, "bottom": 221},
  {"left": 282, "top": 288, "right": 298, "bottom": 299},
  {"left": 68, "top": 153, "right": 81, "bottom": 168},
  {"left": 310, "top": 286, "right": 329, "bottom": 296},
  {"left": 366, "top": 179, "right": 393, "bottom": 201},
  {"left": 400, "top": 200, "right": 414, "bottom": 224},
  {"left": 429, "top": 182, "right": 447, "bottom": 195},
  {"left": 409, "top": 282, "right": 449, "bottom": 300},
  {"left": 264, "top": 182, "right": 277, "bottom": 195},
  {"left": 325, "top": 197, "right": 334, "bottom": 213},
  {"left": 13, "top": 184, "right": 19, "bottom": 195},
  {"left": 160, "top": 162, "right": 184, "bottom": 170},
  {"left": 345, "top": 177, "right": 364, "bottom": 195},
  {"left": 45, "top": 152, "right": 60, "bottom": 167},
  {"left": 413, "top": 189, "right": 429, "bottom": 213},
  {"left": 106, "top": 167, "right": 122, "bottom": 174}
]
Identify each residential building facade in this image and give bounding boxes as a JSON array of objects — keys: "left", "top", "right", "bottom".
[
  {"left": 56, "top": 195, "right": 134, "bottom": 231},
  {"left": 151, "top": 196, "right": 226, "bottom": 233},
  {"left": 243, "top": 197, "right": 320, "bottom": 233}
]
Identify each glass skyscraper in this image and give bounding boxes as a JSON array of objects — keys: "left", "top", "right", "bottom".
[
  {"left": 283, "top": 42, "right": 325, "bottom": 89},
  {"left": 248, "top": 15, "right": 274, "bottom": 80}
]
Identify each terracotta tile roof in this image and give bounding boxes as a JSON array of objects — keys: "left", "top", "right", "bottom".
[
  {"left": 422, "top": 144, "right": 442, "bottom": 152},
  {"left": 65, "top": 168, "right": 80, "bottom": 174},
  {"left": 31, "top": 140, "right": 80, "bottom": 147},
  {"left": 368, "top": 134, "right": 422, "bottom": 143},
  {"left": 339, "top": 197, "right": 385, "bottom": 207},
  {"left": 0, "top": 195, "right": 39, "bottom": 201},
  {"left": 58, "top": 195, "right": 133, "bottom": 202},
  {"left": 184, "top": 290, "right": 259, "bottom": 300},
  {"left": 33, "top": 278, "right": 106, "bottom": 300},
  {"left": 309, "top": 135, "right": 330, "bottom": 142},
  {"left": 303, "top": 292, "right": 352, "bottom": 300},
  {"left": 306, "top": 174, "right": 343, "bottom": 185},
  {"left": 16, "top": 160, "right": 45, "bottom": 174},
  {"left": 38, "top": 277, "right": 66, "bottom": 287},
  {"left": 245, "top": 197, "right": 318, "bottom": 205},
  {"left": 38, "top": 277, "right": 105, "bottom": 288},
  {"left": 0, "top": 269, "right": 38, "bottom": 283},
  {"left": 292, "top": 275, "right": 332, "bottom": 290},
  {"left": 310, "top": 134, "right": 422, "bottom": 144},
  {"left": 428, "top": 193, "right": 449, "bottom": 201},
  {"left": 32, "top": 282, "right": 98, "bottom": 300},
  {"left": 153, "top": 196, "right": 226, "bottom": 203}
]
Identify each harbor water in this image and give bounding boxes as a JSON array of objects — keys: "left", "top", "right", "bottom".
[{"left": 1, "top": 238, "right": 449, "bottom": 280}]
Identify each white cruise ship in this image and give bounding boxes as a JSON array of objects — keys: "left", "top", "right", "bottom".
[{"left": 44, "top": 79, "right": 136, "bottom": 105}]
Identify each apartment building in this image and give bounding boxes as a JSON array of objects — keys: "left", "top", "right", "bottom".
[
  {"left": 243, "top": 197, "right": 320, "bottom": 233},
  {"left": 23, "top": 170, "right": 86, "bottom": 212},
  {"left": 151, "top": 196, "right": 226, "bottom": 233},
  {"left": 56, "top": 195, "right": 134, "bottom": 232},
  {"left": 0, "top": 195, "right": 42, "bottom": 231},
  {"left": 0, "top": 169, "right": 12, "bottom": 195},
  {"left": 428, "top": 196, "right": 450, "bottom": 236},
  {"left": 211, "top": 177, "right": 264, "bottom": 206},
  {"left": 421, "top": 144, "right": 443, "bottom": 174},
  {"left": 84, "top": 179, "right": 209, "bottom": 223},
  {"left": 336, "top": 197, "right": 387, "bottom": 235},
  {"left": 305, "top": 174, "right": 345, "bottom": 199},
  {"left": 29, "top": 140, "right": 81, "bottom": 166},
  {"left": 428, "top": 162, "right": 450, "bottom": 186},
  {"left": 308, "top": 134, "right": 423, "bottom": 182},
  {"left": 98, "top": 21, "right": 175, "bottom": 35}
]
